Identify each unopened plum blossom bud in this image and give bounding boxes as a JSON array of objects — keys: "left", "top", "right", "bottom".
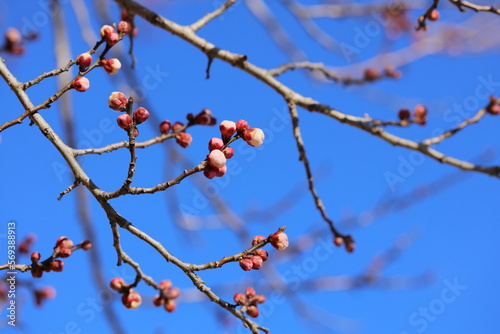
[
  {"left": 31, "top": 268, "right": 43, "bottom": 278},
  {"left": 414, "top": 105, "right": 427, "bottom": 118},
  {"left": 344, "top": 235, "right": 355, "bottom": 253},
  {"left": 164, "top": 298, "right": 176, "bottom": 312},
  {"left": 252, "top": 235, "right": 265, "bottom": 246},
  {"left": 117, "top": 21, "right": 130, "bottom": 34},
  {"left": 219, "top": 120, "right": 236, "bottom": 139},
  {"left": 245, "top": 287, "right": 256, "bottom": 298},
  {"left": 253, "top": 249, "right": 268, "bottom": 262},
  {"left": 56, "top": 237, "right": 73, "bottom": 248},
  {"left": 488, "top": 104, "right": 500, "bottom": 115},
  {"left": 133, "top": 107, "right": 150, "bottom": 124},
  {"left": 172, "top": 122, "right": 184, "bottom": 132},
  {"left": 251, "top": 255, "right": 263, "bottom": 270},
  {"left": 398, "top": 109, "right": 411, "bottom": 121},
  {"left": 81, "top": 240, "right": 92, "bottom": 250},
  {"left": 31, "top": 252, "right": 41, "bottom": 262},
  {"left": 269, "top": 231, "right": 289, "bottom": 251},
  {"left": 159, "top": 279, "right": 172, "bottom": 292},
  {"left": 133, "top": 128, "right": 139, "bottom": 137},
  {"left": 243, "top": 128, "right": 265, "bottom": 147},
  {"left": 203, "top": 166, "right": 217, "bottom": 179},
  {"left": 159, "top": 120, "right": 171, "bottom": 134},
  {"left": 56, "top": 247, "right": 72, "bottom": 258},
  {"left": 208, "top": 138, "right": 224, "bottom": 151},
  {"left": 234, "top": 293, "right": 246, "bottom": 305},
  {"left": 207, "top": 150, "right": 226, "bottom": 168},
  {"left": 429, "top": 9, "right": 440, "bottom": 21},
  {"left": 50, "top": 260, "right": 64, "bottom": 272},
  {"left": 168, "top": 287, "right": 180, "bottom": 299},
  {"left": 236, "top": 119, "right": 249, "bottom": 133},
  {"left": 246, "top": 305, "right": 259, "bottom": 318},
  {"left": 176, "top": 132, "right": 192, "bottom": 148},
  {"left": 254, "top": 294, "right": 266, "bottom": 304},
  {"left": 77, "top": 52, "right": 92, "bottom": 69},
  {"left": 334, "top": 237, "right": 344, "bottom": 247},
  {"left": 108, "top": 92, "right": 128, "bottom": 111},
  {"left": 153, "top": 295, "right": 163, "bottom": 307},
  {"left": 117, "top": 114, "right": 132, "bottom": 130},
  {"left": 239, "top": 258, "right": 253, "bottom": 271},
  {"left": 5, "top": 28, "right": 22, "bottom": 45},
  {"left": 106, "top": 32, "right": 119, "bottom": 46},
  {"left": 222, "top": 147, "right": 234, "bottom": 159},
  {"left": 214, "top": 165, "right": 227, "bottom": 177},
  {"left": 73, "top": 77, "right": 90, "bottom": 92},
  {"left": 34, "top": 287, "right": 55, "bottom": 306},
  {"left": 100, "top": 25, "right": 114, "bottom": 38},
  {"left": 103, "top": 58, "right": 121, "bottom": 75},
  {"left": 364, "top": 68, "right": 381, "bottom": 81},
  {"left": 110, "top": 277, "right": 125, "bottom": 291},
  {"left": 195, "top": 108, "right": 215, "bottom": 125},
  {"left": 122, "top": 289, "right": 142, "bottom": 309}
]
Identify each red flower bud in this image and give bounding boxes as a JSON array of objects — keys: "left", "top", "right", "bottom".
[
  {"left": 81, "top": 240, "right": 92, "bottom": 250},
  {"left": 236, "top": 119, "right": 249, "bottom": 133},
  {"left": 133, "top": 107, "right": 150, "bottom": 124},
  {"left": 254, "top": 294, "right": 266, "bottom": 304},
  {"left": 334, "top": 236, "right": 344, "bottom": 247},
  {"left": 172, "top": 122, "right": 184, "bottom": 132},
  {"left": 110, "top": 277, "right": 125, "bottom": 291},
  {"left": 108, "top": 92, "right": 128, "bottom": 111},
  {"left": 251, "top": 255, "right": 263, "bottom": 270},
  {"left": 103, "top": 58, "right": 121, "bottom": 75},
  {"left": 159, "top": 280, "right": 172, "bottom": 292},
  {"left": 245, "top": 287, "right": 256, "bottom": 298},
  {"left": 117, "top": 21, "right": 131, "bottom": 34},
  {"left": 153, "top": 295, "right": 164, "bottom": 307},
  {"left": 414, "top": 105, "right": 427, "bottom": 118},
  {"left": 175, "top": 132, "right": 192, "bottom": 148},
  {"left": 222, "top": 146, "right": 234, "bottom": 159},
  {"left": 429, "top": 9, "right": 440, "bottom": 21},
  {"left": 31, "top": 252, "right": 41, "bottom": 262},
  {"left": 207, "top": 150, "right": 226, "bottom": 168},
  {"left": 5, "top": 28, "right": 22, "bottom": 45},
  {"left": 168, "top": 287, "right": 181, "bottom": 299},
  {"left": 106, "top": 32, "right": 119, "bottom": 46},
  {"left": 269, "top": 231, "right": 289, "bottom": 251},
  {"left": 31, "top": 268, "right": 43, "bottom": 278},
  {"left": 77, "top": 52, "right": 92, "bottom": 69},
  {"left": 233, "top": 293, "right": 246, "bottom": 305},
  {"left": 159, "top": 120, "right": 171, "bottom": 134},
  {"left": 117, "top": 114, "right": 133, "bottom": 130},
  {"left": 243, "top": 128, "right": 265, "bottom": 147},
  {"left": 239, "top": 258, "right": 253, "bottom": 271},
  {"left": 219, "top": 120, "right": 236, "bottom": 139},
  {"left": 73, "top": 77, "right": 90, "bottom": 92},
  {"left": 50, "top": 260, "right": 64, "bottom": 272},
  {"left": 252, "top": 235, "right": 265, "bottom": 246},
  {"left": 246, "top": 305, "right": 259, "bottom": 318},
  {"left": 122, "top": 289, "right": 142, "bottom": 309},
  {"left": 164, "top": 298, "right": 176, "bottom": 312},
  {"left": 398, "top": 109, "right": 411, "bottom": 121},
  {"left": 100, "top": 25, "right": 114, "bottom": 38},
  {"left": 208, "top": 138, "right": 224, "bottom": 151},
  {"left": 253, "top": 249, "right": 268, "bottom": 262}
]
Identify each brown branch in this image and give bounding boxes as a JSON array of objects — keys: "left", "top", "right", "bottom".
[
  {"left": 189, "top": 0, "right": 239, "bottom": 32},
  {"left": 448, "top": 0, "right": 500, "bottom": 15}
]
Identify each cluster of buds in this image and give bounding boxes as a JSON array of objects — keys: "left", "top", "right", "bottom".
[
  {"left": 34, "top": 287, "right": 56, "bottom": 307},
  {"left": 109, "top": 92, "right": 150, "bottom": 137},
  {"left": 398, "top": 104, "right": 427, "bottom": 126},
  {"left": 30, "top": 237, "right": 92, "bottom": 278},
  {"left": 233, "top": 287, "right": 266, "bottom": 318},
  {"left": 186, "top": 108, "right": 217, "bottom": 126},
  {"left": 110, "top": 278, "right": 142, "bottom": 309},
  {"left": 333, "top": 235, "right": 355, "bottom": 253},
  {"left": 363, "top": 66, "right": 401, "bottom": 82},
  {"left": 153, "top": 279, "right": 181, "bottom": 312},
  {"left": 100, "top": 24, "right": 119, "bottom": 46},
  {"left": 3, "top": 28, "right": 24, "bottom": 55},
  {"left": 239, "top": 236, "right": 269, "bottom": 271},
  {"left": 486, "top": 96, "right": 500, "bottom": 115}
]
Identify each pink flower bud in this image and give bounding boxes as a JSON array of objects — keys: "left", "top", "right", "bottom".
[
  {"left": 50, "top": 260, "right": 64, "bottom": 272},
  {"left": 81, "top": 240, "right": 92, "bottom": 250},
  {"left": 214, "top": 165, "right": 227, "bottom": 177},
  {"left": 73, "top": 77, "right": 90, "bottom": 92},
  {"left": 100, "top": 25, "right": 114, "bottom": 38},
  {"left": 243, "top": 128, "right": 265, "bottom": 147},
  {"left": 414, "top": 104, "right": 427, "bottom": 118},
  {"left": 233, "top": 293, "right": 246, "bottom": 305},
  {"left": 133, "top": 107, "right": 150, "bottom": 124},
  {"left": 106, "top": 32, "right": 119, "bottom": 46},
  {"left": 56, "top": 237, "right": 73, "bottom": 248},
  {"left": 251, "top": 255, "right": 263, "bottom": 270},
  {"left": 245, "top": 287, "right": 256, "bottom": 298},
  {"left": 269, "top": 231, "right": 289, "bottom": 251},
  {"left": 31, "top": 268, "right": 43, "bottom": 278},
  {"left": 207, "top": 150, "right": 226, "bottom": 168},
  {"left": 252, "top": 235, "right": 266, "bottom": 246},
  {"left": 236, "top": 119, "right": 249, "bottom": 132},
  {"left": 56, "top": 247, "right": 72, "bottom": 258},
  {"left": 172, "top": 122, "right": 184, "bottom": 132},
  {"left": 488, "top": 104, "right": 500, "bottom": 115},
  {"left": 110, "top": 277, "right": 125, "bottom": 291},
  {"left": 254, "top": 294, "right": 266, "bottom": 304},
  {"left": 77, "top": 52, "right": 92, "bottom": 69},
  {"left": 222, "top": 147, "right": 234, "bottom": 159},
  {"left": 159, "top": 120, "right": 171, "bottom": 134},
  {"left": 108, "top": 92, "right": 128, "bottom": 111},
  {"left": 175, "top": 132, "right": 192, "bottom": 148},
  {"left": 334, "top": 237, "right": 344, "bottom": 247},
  {"left": 117, "top": 114, "right": 132, "bottom": 130},
  {"left": 5, "top": 28, "right": 22, "bottom": 45},
  {"left": 117, "top": 21, "right": 130, "bottom": 34},
  {"left": 159, "top": 280, "right": 172, "bottom": 292},
  {"left": 168, "top": 287, "right": 180, "bottom": 299},
  {"left": 208, "top": 138, "right": 224, "bottom": 151},
  {"left": 133, "top": 128, "right": 139, "bottom": 137},
  {"left": 164, "top": 299, "right": 176, "bottom": 312},
  {"left": 239, "top": 258, "right": 253, "bottom": 271},
  {"left": 203, "top": 166, "right": 217, "bottom": 179},
  {"left": 103, "top": 58, "right": 121, "bottom": 75},
  {"left": 153, "top": 295, "right": 164, "bottom": 307},
  {"left": 429, "top": 9, "right": 440, "bottom": 21},
  {"left": 246, "top": 305, "right": 259, "bottom": 318},
  {"left": 195, "top": 108, "right": 215, "bottom": 125},
  {"left": 31, "top": 252, "right": 41, "bottom": 262},
  {"left": 219, "top": 120, "right": 236, "bottom": 139},
  {"left": 122, "top": 289, "right": 142, "bottom": 309},
  {"left": 253, "top": 249, "right": 268, "bottom": 262}
]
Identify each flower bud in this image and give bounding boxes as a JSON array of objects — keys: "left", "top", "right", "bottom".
[
  {"left": 251, "top": 255, "right": 263, "bottom": 270},
  {"left": 214, "top": 165, "right": 227, "bottom": 177},
  {"left": 73, "top": 77, "right": 90, "bottom": 92},
  {"left": 219, "top": 120, "right": 236, "bottom": 139},
  {"left": 246, "top": 305, "right": 259, "bottom": 318},
  {"left": 334, "top": 237, "right": 344, "bottom": 247},
  {"left": 243, "top": 128, "right": 265, "bottom": 147},
  {"left": 239, "top": 258, "right": 253, "bottom": 271},
  {"left": 31, "top": 252, "right": 41, "bottom": 262},
  {"left": 108, "top": 92, "right": 128, "bottom": 111},
  {"left": 269, "top": 231, "right": 289, "bottom": 251},
  {"left": 159, "top": 279, "right": 172, "bottom": 292},
  {"left": 57, "top": 247, "right": 72, "bottom": 258},
  {"left": 252, "top": 235, "right": 265, "bottom": 246},
  {"left": 133, "top": 128, "right": 139, "bottom": 137},
  {"left": 172, "top": 122, "right": 184, "bottom": 132},
  {"left": 176, "top": 132, "right": 192, "bottom": 148},
  {"left": 208, "top": 138, "right": 224, "bottom": 151},
  {"left": 222, "top": 146, "right": 234, "bottom": 159},
  {"left": 153, "top": 295, "right": 164, "bottom": 307},
  {"left": 236, "top": 119, "right": 249, "bottom": 133},
  {"left": 77, "top": 52, "right": 92, "bottom": 69},
  {"left": 488, "top": 104, "right": 500, "bottom": 115},
  {"left": 195, "top": 108, "right": 215, "bottom": 125},
  {"left": 110, "top": 277, "right": 126, "bottom": 291},
  {"left": 168, "top": 287, "right": 181, "bottom": 299},
  {"left": 100, "top": 25, "right": 114, "bottom": 38},
  {"left": 31, "top": 268, "right": 43, "bottom": 278},
  {"left": 133, "top": 107, "right": 150, "bottom": 124},
  {"left": 207, "top": 150, "right": 226, "bottom": 168},
  {"left": 117, "top": 21, "right": 131, "bottom": 34},
  {"left": 233, "top": 293, "right": 246, "bottom": 305},
  {"left": 429, "top": 9, "right": 440, "bottom": 21},
  {"left": 103, "top": 58, "right": 121, "bottom": 75},
  {"left": 253, "top": 249, "right": 268, "bottom": 262},
  {"left": 398, "top": 109, "right": 410, "bottom": 121},
  {"left": 203, "top": 166, "right": 217, "bottom": 179},
  {"left": 245, "top": 287, "right": 256, "bottom": 298},
  {"left": 106, "top": 32, "right": 119, "bottom": 46},
  {"left": 117, "top": 114, "right": 133, "bottom": 130},
  {"left": 254, "top": 294, "right": 266, "bottom": 304},
  {"left": 364, "top": 68, "right": 381, "bottom": 81},
  {"left": 122, "top": 289, "right": 142, "bottom": 309},
  {"left": 414, "top": 105, "right": 427, "bottom": 118},
  {"left": 81, "top": 240, "right": 92, "bottom": 250},
  {"left": 50, "top": 260, "right": 64, "bottom": 272},
  {"left": 5, "top": 28, "right": 22, "bottom": 45},
  {"left": 56, "top": 237, "right": 73, "bottom": 248},
  {"left": 164, "top": 298, "right": 176, "bottom": 312},
  {"left": 159, "top": 120, "right": 171, "bottom": 134}
]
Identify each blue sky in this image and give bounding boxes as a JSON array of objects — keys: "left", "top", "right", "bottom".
[{"left": 1, "top": 1, "right": 499, "bottom": 333}]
